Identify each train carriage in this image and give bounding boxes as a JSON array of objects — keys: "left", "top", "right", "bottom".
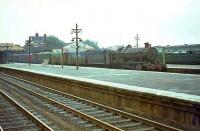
[{"left": 12, "top": 43, "right": 166, "bottom": 71}]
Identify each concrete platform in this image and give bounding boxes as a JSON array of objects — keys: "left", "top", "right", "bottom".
[
  {"left": 1, "top": 63, "right": 200, "bottom": 96},
  {"left": 1, "top": 63, "right": 200, "bottom": 129},
  {"left": 167, "top": 64, "right": 200, "bottom": 74},
  {"left": 167, "top": 64, "right": 200, "bottom": 69}
]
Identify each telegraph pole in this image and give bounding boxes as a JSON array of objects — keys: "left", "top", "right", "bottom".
[
  {"left": 71, "top": 23, "right": 82, "bottom": 70},
  {"left": 61, "top": 47, "right": 64, "bottom": 68},
  {"left": 162, "top": 47, "right": 165, "bottom": 64},
  {"left": 12, "top": 52, "right": 13, "bottom": 64},
  {"left": 6, "top": 44, "right": 10, "bottom": 63},
  {"left": 28, "top": 37, "right": 31, "bottom": 66},
  {"left": 134, "top": 34, "right": 140, "bottom": 48}
]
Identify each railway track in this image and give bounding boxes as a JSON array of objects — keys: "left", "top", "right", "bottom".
[
  {"left": 0, "top": 73, "right": 182, "bottom": 131},
  {"left": 0, "top": 90, "right": 52, "bottom": 131}
]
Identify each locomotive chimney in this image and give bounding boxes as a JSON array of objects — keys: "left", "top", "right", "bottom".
[
  {"left": 35, "top": 33, "right": 39, "bottom": 37},
  {"left": 144, "top": 42, "right": 150, "bottom": 48}
]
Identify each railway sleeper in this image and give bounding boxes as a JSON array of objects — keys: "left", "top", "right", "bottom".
[
  {"left": 0, "top": 114, "right": 25, "bottom": 119},
  {"left": 0, "top": 102, "right": 10, "bottom": 105},
  {"left": 79, "top": 107, "right": 99, "bottom": 112},
  {"left": 62, "top": 113, "right": 74, "bottom": 118},
  {"left": 99, "top": 115, "right": 122, "bottom": 122},
  {"left": 92, "top": 112, "right": 113, "bottom": 118},
  {"left": 0, "top": 107, "right": 17, "bottom": 112},
  {"left": 50, "top": 125, "right": 62, "bottom": 131},
  {"left": 2, "top": 123, "right": 37, "bottom": 130},
  {"left": 133, "top": 126, "right": 156, "bottom": 131},
  {"left": 114, "top": 122, "right": 142, "bottom": 129},
  {"left": 62, "top": 98, "right": 79, "bottom": 102},
  {"left": 1, "top": 121, "right": 34, "bottom": 127},
  {"left": 52, "top": 107, "right": 65, "bottom": 112},
  {"left": 84, "top": 123, "right": 98, "bottom": 128},
  {"left": 0, "top": 111, "right": 21, "bottom": 116},
  {"left": 97, "top": 116, "right": 122, "bottom": 122},
  {"left": 63, "top": 101, "right": 84, "bottom": 106},
  {"left": 0, "top": 116, "right": 27, "bottom": 122},
  {"left": 84, "top": 109, "right": 106, "bottom": 115},
  {"left": 92, "top": 129, "right": 106, "bottom": 131},
  {"left": 107, "top": 118, "right": 132, "bottom": 124},
  {"left": 77, "top": 119, "right": 89, "bottom": 124},
  {"left": 71, "top": 104, "right": 90, "bottom": 109},
  {"left": 55, "top": 110, "right": 101, "bottom": 130}
]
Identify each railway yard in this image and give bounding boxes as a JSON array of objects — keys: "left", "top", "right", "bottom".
[{"left": 0, "top": 63, "right": 200, "bottom": 131}]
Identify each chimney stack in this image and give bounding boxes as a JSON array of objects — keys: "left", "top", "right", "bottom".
[
  {"left": 35, "top": 33, "right": 39, "bottom": 37},
  {"left": 144, "top": 42, "right": 150, "bottom": 48}
]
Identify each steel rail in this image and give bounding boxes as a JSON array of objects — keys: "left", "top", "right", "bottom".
[
  {"left": 34, "top": 83, "right": 182, "bottom": 131},
  {"left": 0, "top": 90, "right": 53, "bottom": 131},
  {"left": 0, "top": 76, "right": 123, "bottom": 131},
  {"left": 0, "top": 126, "right": 3, "bottom": 131},
  {"left": 1, "top": 72, "right": 183, "bottom": 131}
]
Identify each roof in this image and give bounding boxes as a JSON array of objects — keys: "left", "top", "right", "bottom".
[
  {"left": 63, "top": 42, "right": 95, "bottom": 52},
  {"left": 155, "top": 44, "right": 200, "bottom": 49},
  {"left": 0, "top": 43, "right": 25, "bottom": 51},
  {"left": 30, "top": 36, "right": 44, "bottom": 43}
]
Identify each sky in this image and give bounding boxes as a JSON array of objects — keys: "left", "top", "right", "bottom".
[{"left": 0, "top": 0, "right": 200, "bottom": 48}]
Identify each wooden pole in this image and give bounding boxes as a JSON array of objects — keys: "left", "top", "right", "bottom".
[{"left": 61, "top": 47, "right": 64, "bottom": 68}]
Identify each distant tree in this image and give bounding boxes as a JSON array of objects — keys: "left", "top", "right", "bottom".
[
  {"left": 45, "top": 35, "right": 65, "bottom": 48},
  {"left": 117, "top": 46, "right": 125, "bottom": 52},
  {"left": 23, "top": 34, "right": 67, "bottom": 53},
  {"left": 82, "top": 39, "right": 100, "bottom": 50}
]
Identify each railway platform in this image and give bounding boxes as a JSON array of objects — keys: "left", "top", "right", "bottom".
[
  {"left": 0, "top": 63, "right": 200, "bottom": 130},
  {"left": 167, "top": 64, "right": 200, "bottom": 74},
  {"left": 0, "top": 63, "right": 200, "bottom": 96}
]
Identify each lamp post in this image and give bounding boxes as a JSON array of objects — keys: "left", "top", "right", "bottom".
[{"left": 71, "top": 23, "right": 82, "bottom": 70}]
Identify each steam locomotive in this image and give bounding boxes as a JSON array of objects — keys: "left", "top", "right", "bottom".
[{"left": 12, "top": 43, "right": 166, "bottom": 71}]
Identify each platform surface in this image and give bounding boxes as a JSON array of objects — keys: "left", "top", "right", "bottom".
[
  {"left": 167, "top": 64, "right": 200, "bottom": 69},
  {"left": 1, "top": 63, "right": 200, "bottom": 100}
]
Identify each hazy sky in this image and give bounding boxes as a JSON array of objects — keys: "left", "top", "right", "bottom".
[{"left": 0, "top": 0, "right": 200, "bottom": 47}]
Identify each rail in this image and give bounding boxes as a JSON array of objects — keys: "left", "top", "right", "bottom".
[
  {"left": 0, "top": 90, "right": 52, "bottom": 131},
  {"left": 0, "top": 72, "right": 183, "bottom": 131}
]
